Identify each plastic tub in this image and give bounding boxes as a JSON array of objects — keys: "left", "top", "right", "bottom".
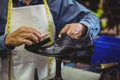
[{"left": 91, "top": 36, "right": 120, "bottom": 67}]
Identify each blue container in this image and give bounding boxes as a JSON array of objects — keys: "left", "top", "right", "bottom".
[{"left": 91, "top": 36, "right": 120, "bottom": 67}]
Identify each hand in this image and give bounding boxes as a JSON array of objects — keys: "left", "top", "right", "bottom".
[
  {"left": 59, "top": 23, "right": 87, "bottom": 39},
  {"left": 5, "top": 26, "right": 47, "bottom": 47}
]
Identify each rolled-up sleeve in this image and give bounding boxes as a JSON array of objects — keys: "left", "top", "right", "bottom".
[
  {"left": 54, "top": 0, "right": 100, "bottom": 36},
  {"left": 0, "top": 35, "right": 6, "bottom": 51},
  {"left": 0, "top": 34, "right": 15, "bottom": 53}
]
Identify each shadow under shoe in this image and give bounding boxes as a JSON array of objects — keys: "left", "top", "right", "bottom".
[{"left": 34, "top": 33, "right": 94, "bottom": 57}]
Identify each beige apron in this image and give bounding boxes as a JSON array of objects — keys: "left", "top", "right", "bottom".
[{"left": 1, "top": 4, "right": 55, "bottom": 80}]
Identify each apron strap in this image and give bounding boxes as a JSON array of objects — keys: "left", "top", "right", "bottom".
[
  {"left": 43, "top": 0, "right": 53, "bottom": 76},
  {"left": 6, "top": 0, "right": 12, "bottom": 80}
]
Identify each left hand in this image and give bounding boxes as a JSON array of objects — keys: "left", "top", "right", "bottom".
[{"left": 59, "top": 23, "right": 87, "bottom": 39}]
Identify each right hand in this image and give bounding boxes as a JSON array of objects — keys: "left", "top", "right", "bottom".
[{"left": 5, "top": 26, "right": 45, "bottom": 47}]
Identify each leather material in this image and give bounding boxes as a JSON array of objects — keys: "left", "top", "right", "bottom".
[
  {"left": 25, "top": 37, "right": 51, "bottom": 53},
  {"left": 25, "top": 33, "right": 94, "bottom": 57}
]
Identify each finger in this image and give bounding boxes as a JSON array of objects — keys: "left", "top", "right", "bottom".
[
  {"left": 14, "top": 38, "right": 33, "bottom": 46},
  {"left": 74, "top": 27, "right": 87, "bottom": 39},
  {"left": 22, "top": 39, "right": 33, "bottom": 45},
  {"left": 75, "top": 32, "right": 82, "bottom": 39},
  {"left": 67, "top": 27, "right": 82, "bottom": 39},
  {"left": 67, "top": 29, "right": 75, "bottom": 39},
  {"left": 27, "top": 29, "right": 42, "bottom": 41},
  {"left": 59, "top": 24, "right": 70, "bottom": 37},
  {"left": 72, "top": 26, "right": 82, "bottom": 34},
  {"left": 21, "top": 33, "right": 39, "bottom": 43},
  {"left": 21, "top": 27, "right": 42, "bottom": 41}
]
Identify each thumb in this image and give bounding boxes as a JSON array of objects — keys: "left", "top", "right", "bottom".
[{"left": 58, "top": 24, "right": 70, "bottom": 37}]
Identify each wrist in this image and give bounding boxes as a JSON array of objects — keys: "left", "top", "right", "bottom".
[
  {"left": 5, "top": 34, "right": 10, "bottom": 46},
  {"left": 5, "top": 34, "right": 15, "bottom": 49}
]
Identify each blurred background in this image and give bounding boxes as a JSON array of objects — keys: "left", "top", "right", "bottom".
[{"left": 77, "top": 0, "right": 120, "bottom": 36}]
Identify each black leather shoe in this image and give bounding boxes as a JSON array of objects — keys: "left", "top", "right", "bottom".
[{"left": 28, "top": 33, "right": 94, "bottom": 57}]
